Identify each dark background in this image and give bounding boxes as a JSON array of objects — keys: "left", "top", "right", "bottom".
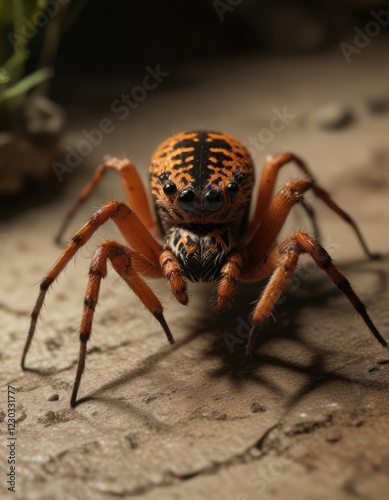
[
  {"left": 2, "top": 0, "right": 389, "bottom": 208},
  {"left": 26, "top": 0, "right": 389, "bottom": 104}
]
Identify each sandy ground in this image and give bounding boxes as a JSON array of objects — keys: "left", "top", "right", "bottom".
[{"left": 1, "top": 41, "right": 389, "bottom": 499}]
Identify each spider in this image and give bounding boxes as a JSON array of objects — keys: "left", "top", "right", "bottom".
[{"left": 22, "top": 130, "right": 388, "bottom": 406}]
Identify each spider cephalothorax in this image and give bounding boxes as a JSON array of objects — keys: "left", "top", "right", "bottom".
[
  {"left": 150, "top": 131, "right": 254, "bottom": 231},
  {"left": 22, "top": 130, "right": 388, "bottom": 407},
  {"left": 150, "top": 131, "right": 254, "bottom": 282}
]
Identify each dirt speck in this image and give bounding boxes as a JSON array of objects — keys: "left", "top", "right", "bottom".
[
  {"left": 251, "top": 402, "right": 267, "bottom": 413},
  {"left": 37, "top": 410, "right": 73, "bottom": 427}
]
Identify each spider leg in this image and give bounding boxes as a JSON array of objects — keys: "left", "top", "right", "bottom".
[
  {"left": 247, "top": 153, "right": 377, "bottom": 259},
  {"left": 242, "top": 232, "right": 388, "bottom": 357},
  {"left": 216, "top": 252, "right": 243, "bottom": 311},
  {"left": 55, "top": 157, "right": 155, "bottom": 244},
  {"left": 159, "top": 250, "right": 189, "bottom": 305},
  {"left": 22, "top": 201, "right": 162, "bottom": 370},
  {"left": 299, "top": 198, "right": 321, "bottom": 242},
  {"left": 247, "top": 177, "right": 314, "bottom": 262},
  {"left": 71, "top": 240, "right": 172, "bottom": 407}
]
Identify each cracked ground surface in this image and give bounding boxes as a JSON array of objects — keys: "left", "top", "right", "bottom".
[{"left": 1, "top": 44, "right": 389, "bottom": 499}]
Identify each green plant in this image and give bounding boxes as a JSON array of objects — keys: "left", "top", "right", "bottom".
[{"left": 0, "top": 1, "right": 60, "bottom": 130}]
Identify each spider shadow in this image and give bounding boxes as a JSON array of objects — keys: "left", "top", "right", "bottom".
[
  {"left": 195, "top": 253, "right": 389, "bottom": 408},
  {"left": 82, "top": 254, "right": 389, "bottom": 413},
  {"left": 73, "top": 327, "right": 208, "bottom": 418}
]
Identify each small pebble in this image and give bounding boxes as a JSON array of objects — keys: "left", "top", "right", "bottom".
[
  {"left": 325, "top": 433, "right": 342, "bottom": 444},
  {"left": 48, "top": 393, "right": 59, "bottom": 401},
  {"left": 126, "top": 435, "right": 139, "bottom": 450},
  {"left": 144, "top": 395, "right": 157, "bottom": 404},
  {"left": 312, "top": 103, "right": 355, "bottom": 130}
]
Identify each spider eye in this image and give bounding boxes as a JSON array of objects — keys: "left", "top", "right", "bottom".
[
  {"left": 227, "top": 182, "right": 239, "bottom": 194},
  {"left": 163, "top": 182, "right": 177, "bottom": 195},
  {"left": 178, "top": 189, "right": 200, "bottom": 213},
  {"left": 203, "top": 189, "right": 223, "bottom": 212}
]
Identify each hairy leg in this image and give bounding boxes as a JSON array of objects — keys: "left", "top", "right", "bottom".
[
  {"left": 159, "top": 250, "right": 189, "bottom": 305},
  {"left": 247, "top": 177, "right": 313, "bottom": 262},
  {"left": 22, "top": 201, "right": 162, "bottom": 370},
  {"left": 247, "top": 153, "right": 376, "bottom": 258},
  {"left": 216, "top": 252, "right": 243, "bottom": 311},
  {"left": 241, "top": 232, "right": 388, "bottom": 356},
  {"left": 55, "top": 158, "right": 155, "bottom": 243},
  {"left": 70, "top": 240, "right": 172, "bottom": 407}
]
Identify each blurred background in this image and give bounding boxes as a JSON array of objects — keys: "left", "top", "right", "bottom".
[{"left": 1, "top": 0, "right": 389, "bottom": 217}]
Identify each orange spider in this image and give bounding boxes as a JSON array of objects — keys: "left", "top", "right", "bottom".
[{"left": 22, "top": 130, "right": 388, "bottom": 406}]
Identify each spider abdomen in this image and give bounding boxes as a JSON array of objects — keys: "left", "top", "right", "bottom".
[{"left": 165, "top": 226, "right": 236, "bottom": 282}]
